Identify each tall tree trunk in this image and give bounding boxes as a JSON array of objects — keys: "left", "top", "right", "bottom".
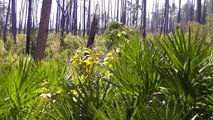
[
  {"left": 73, "top": 0, "right": 77, "bottom": 35},
  {"left": 177, "top": 0, "right": 181, "bottom": 23},
  {"left": 3, "top": 0, "right": 11, "bottom": 44},
  {"left": 121, "top": 0, "right": 126, "bottom": 25},
  {"left": 69, "top": 1, "right": 73, "bottom": 33},
  {"left": 66, "top": 11, "right": 69, "bottom": 34},
  {"left": 83, "top": 0, "right": 86, "bottom": 36},
  {"left": 142, "top": 0, "right": 146, "bottom": 39},
  {"left": 86, "top": 14, "right": 99, "bottom": 48},
  {"left": 116, "top": 0, "right": 119, "bottom": 22},
  {"left": 161, "top": 0, "right": 169, "bottom": 34},
  {"left": 212, "top": 0, "right": 213, "bottom": 15},
  {"left": 26, "top": 0, "right": 32, "bottom": 55},
  {"left": 79, "top": 2, "right": 81, "bottom": 35},
  {"left": 130, "top": 0, "right": 132, "bottom": 26},
  {"left": 190, "top": 0, "right": 195, "bottom": 21},
  {"left": 87, "top": 0, "right": 91, "bottom": 35},
  {"left": 12, "top": 0, "right": 17, "bottom": 44},
  {"left": 55, "top": 2, "right": 60, "bottom": 33},
  {"left": 60, "top": 0, "right": 65, "bottom": 46},
  {"left": 18, "top": 0, "right": 25, "bottom": 33},
  {"left": 33, "top": 0, "right": 52, "bottom": 61},
  {"left": 135, "top": 0, "right": 139, "bottom": 26},
  {"left": 197, "top": 0, "right": 201, "bottom": 23},
  {"left": 201, "top": 0, "right": 207, "bottom": 24}
]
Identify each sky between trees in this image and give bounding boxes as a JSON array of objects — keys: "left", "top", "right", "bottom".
[{"left": 2, "top": 0, "right": 188, "bottom": 23}]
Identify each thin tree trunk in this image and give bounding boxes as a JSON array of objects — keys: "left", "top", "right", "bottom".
[
  {"left": 160, "top": 0, "right": 169, "bottom": 34},
  {"left": 26, "top": 0, "right": 32, "bottom": 54},
  {"left": 12, "top": 0, "right": 17, "bottom": 44},
  {"left": 73, "top": 0, "right": 77, "bottom": 35},
  {"left": 18, "top": 0, "right": 25, "bottom": 33},
  {"left": 55, "top": 1, "right": 60, "bottom": 33},
  {"left": 135, "top": 0, "right": 139, "bottom": 26},
  {"left": 87, "top": 0, "right": 91, "bottom": 35},
  {"left": 33, "top": 0, "right": 52, "bottom": 61},
  {"left": 121, "top": 0, "right": 126, "bottom": 25},
  {"left": 60, "top": 0, "right": 65, "bottom": 46},
  {"left": 116, "top": 0, "right": 119, "bottom": 22},
  {"left": 130, "top": 0, "right": 132, "bottom": 26},
  {"left": 201, "top": 0, "right": 207, "bottom": 24},
  {"left": 3, "top": 0, "right": 11, "bottom": 44},
  {"left": 197, "top": 0, "right": 201, "bottom": 23},
  {"left": 190, "top": 0, "right": 195, "bottom": 21},
  {"left": 142, "top": 0, "right": 146, "bottom": 39},
  {"left": 177, "top": 0, "right": 181, "bottom": 23},
  {"left": 83, "top": 0, "right": 86, "bottom": 36}
]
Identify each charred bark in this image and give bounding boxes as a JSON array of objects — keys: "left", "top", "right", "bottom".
[
  {"left": 11, "top": 0, "right": 17, "bottom": 44},
  {"left": 26, "top": 0, "right": 32, "bottom": 55},
  {"left": 86, "top": 15, "right": 99, "bottom": 48},
  {"left": 142, "top": 0, "right": 146, "bottom": 39},
  {"left": 197, "top": 0, "right": 201, "bottom": 23}
]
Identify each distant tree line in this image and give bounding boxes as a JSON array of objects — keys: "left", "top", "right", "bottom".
[{"left": 0, "top": 0, "right": 212, "bottom": 60}]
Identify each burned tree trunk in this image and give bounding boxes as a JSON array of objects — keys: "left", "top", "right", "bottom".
[
  {"left": 55, "top": 2, "right": 60, "bottom": 33},
  {"left": 26, "top": 0, "right": 32, "bottom": 55},
  {"left": 83, "top": 0, "right": 86, "bottom": 36},
  {"left": 177, "top": 0, "right": 181, "bottom": 23},
  {"left": 121, "top": 0, "right": 127, "bottom": 25},
  {"left": 60, "top": 0, "right": 65, "bottom": 46},
  {"left": 160, "top": 0, "right": 169, "bottom": 35},
  {"left": 142, "top": 0, "right": 146, "bottom": 39},
  {"left": 87, "top": 0, "right": 91, "bottom": 35},
  {"left": 201, "top": 0, "right": 207, "bottom": 24},
  {"left": 197, "top": 0, "right": 201, "bottom": 23},
  {"left": 86, "top": 15, "right": 99, "bottom": 48},
  {"left": 12, "top": 0, "right": 17, "bottom": 44},
  {"left": 73, "top": 0, "right": 77, "bottom": 35},
  {"left": 116, "top": 0, "right": 119, "bottom": 22}
]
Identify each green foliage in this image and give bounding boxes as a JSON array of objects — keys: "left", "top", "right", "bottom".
[
  {"left": 105, "top": 21, "right": 136, "bottom": 49},
  {"left": 49, "top": 47, "right": 113, "bottom": 119},
  {"left": 155, "top": 27, "right": 213, "bottom": 119},
  {"left": 0, "top": 25, "right": 213, "bottom": 119},
  {"left": 0, "top": 58, "right": 67, "bottom": 119}
]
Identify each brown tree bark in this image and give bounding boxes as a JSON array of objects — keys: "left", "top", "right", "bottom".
[{"left": 33, "top": 0, "right": 52, "bottom": 61}]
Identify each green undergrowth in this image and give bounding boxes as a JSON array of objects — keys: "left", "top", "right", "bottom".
[{"left": 0, "top": 23, "right": 213, "bottom": 119}]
